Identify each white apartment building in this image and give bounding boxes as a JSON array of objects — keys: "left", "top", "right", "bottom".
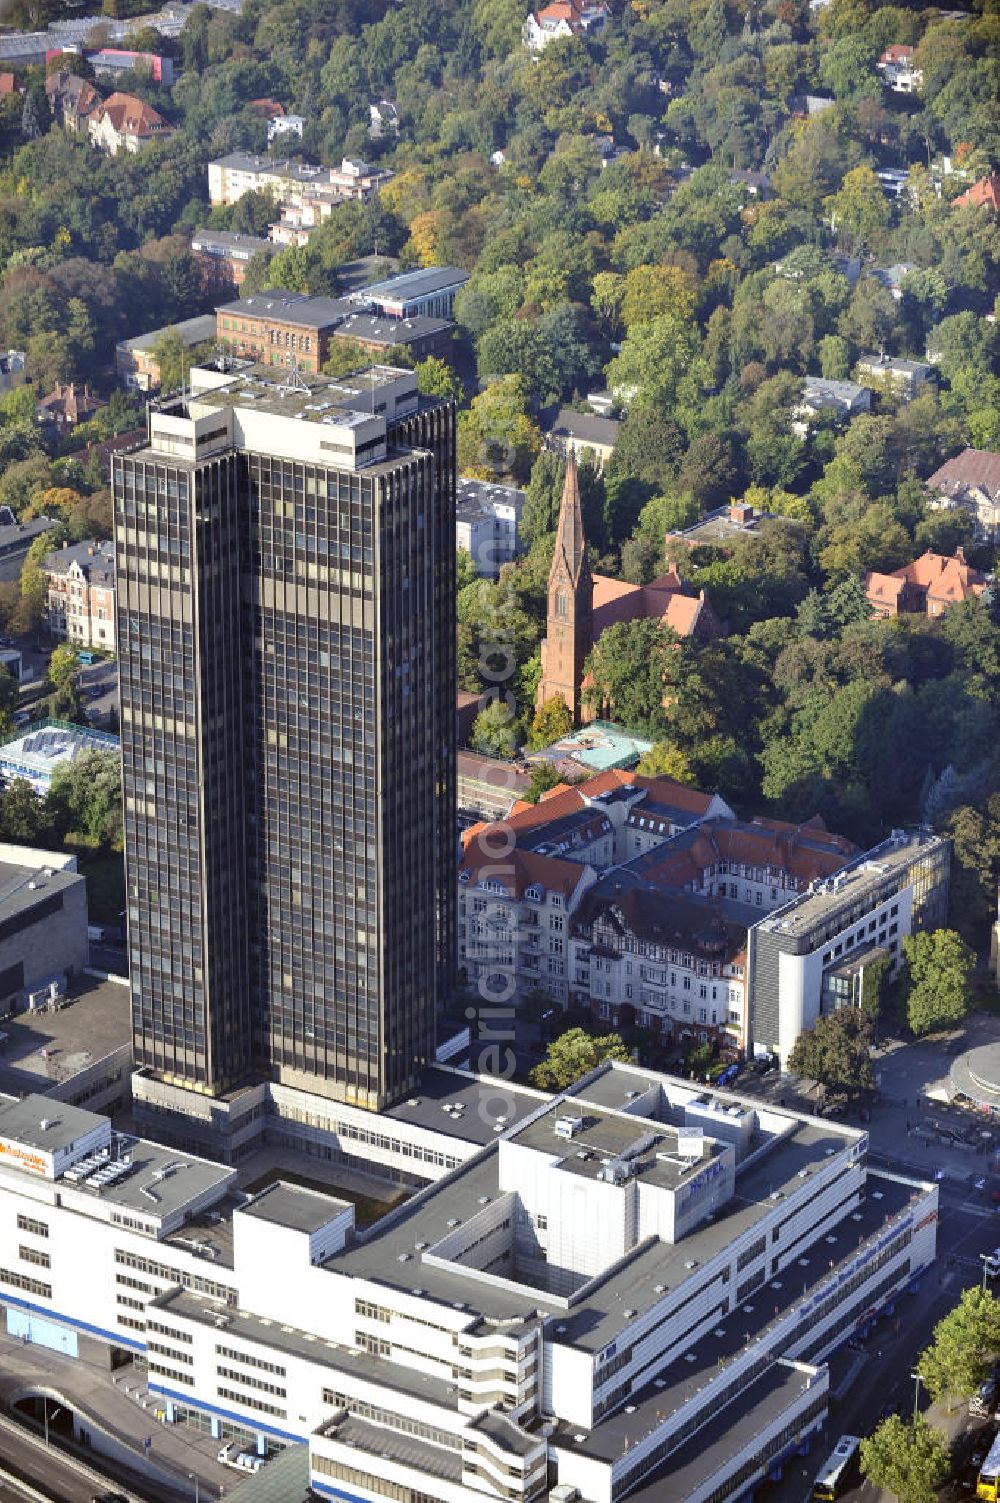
[
  {"left": 571, "top": 883, "right": 750, "bottom": 1053},
  {"left": 207, "top": 152, "right": 391, "bottom": 208},
  {"left": 456, "top": 477, "right": 525, "bottom": 579},
  {"left": 749, "top": 829, "right": 951, "bottom": 1064},
  {"left": 459, "top": 846, "right": 598, "bottom": 1008},
  {"left": 459, "top": 777, "right": 856, "bottom": 1055},
  {"left": 0, "top": 1065, "right": 938, "bottom": 1503}
]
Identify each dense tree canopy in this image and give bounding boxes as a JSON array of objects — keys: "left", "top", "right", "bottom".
[{"left": 0, "top": 0, "right": 996, "bottom": 952}]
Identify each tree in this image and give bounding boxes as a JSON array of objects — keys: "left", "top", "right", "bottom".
[
  {"left": 0, "top": 779, "right": 52, "bottom": 846},
  {"left": 584, "top": 619, "right": 682, "bottom": 738},
  {"left": 415, "top": 356, "right": 463, "bottom": 404},
  {"left": 636, "top": 742, "right": 696, "bottom": 784},
  {"left": 901, "top": 929, "right": 973, "bottom": 1036},
  {"left": 457, "top": 377, "right": 542, "bottom": 484},
  {"left": 606, "top": 314, "right": 700, "bottom": 410},
  {"left": 20, "top": 529, "right": 65, "bottom": 631},
  {"left": 787, "top": 1007, "right": 875, "bottom": 1097},
  {"left": 860, "top": 952, "right": 890, "bottom": 1022},
  {"left": 323, "top": 339, "right": 381, "bottom": 379},
  {"left": 528, "top": 695, "right": 572, "bottom": 751},
  {"left": 859, "top": 1414, "right": 949, "bottom": 1503},
  {"left": 48, "top": 643, "right": 80, "bottom": 692},
  {"left": 824, "top": 166, "right": 890, "bottom": 253},
  {"left": 918, "top": 1286, "right": 1000, "bottom": 1408},
  {"left": 471, "top": 696, "right": 520, "bottom": 759},
  {"left": 620, "top": 264, "right": 697, "bottom": 329},
  {"left": 47, "top": 747, "right": 122, "bottom": 846},
  {"left": 522, "top": 450, "right": 565, "bottom": 550},
  {"left": 942, "top": 797, "right": 1000, "bottom": 942},
  {"left": 529, "top": 1027, "right": 631, "bottom": 1089},
  {"left": 523, "top": 761, "right": 564, "bottom": 803},
  {"left": 152, "top": 330, "right": 211, "bottom": 394}
]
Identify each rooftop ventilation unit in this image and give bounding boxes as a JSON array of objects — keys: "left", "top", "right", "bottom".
[
  {"left": 554, "top": 1115, "right": 584, "bottom": 1140},
  {"left": 598, "top": 1159, "right": 629, "bottom": 1185}
]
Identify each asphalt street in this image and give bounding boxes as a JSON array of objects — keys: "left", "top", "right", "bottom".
[
  {"left": 0, "top": 1429, "right": 120, "bottom": 1503},
  {"left": 756, "top": 1177, "right": 1000, "bottom": 1503}
]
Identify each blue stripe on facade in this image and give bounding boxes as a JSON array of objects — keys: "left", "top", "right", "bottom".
[
  {"left": 145, "top": 1382, "right": 306, "bottom": 1444},
  {"left": 310, "top": 1480, "right": 372, "bottom": 1503},
  {"left": 0, "top": 1292, "right": 144, "bottom": 1352}
]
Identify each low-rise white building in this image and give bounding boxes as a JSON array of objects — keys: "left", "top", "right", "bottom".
[
  {"left": 877, "top": 44, "right": 923, "bottom": 93},
  {"left": 267, "top": 113, "right": 304, "bottom": 142},
  {"left": 456, "top": 478, "right": 524, "bottom": 577},
  {"left": 0, "top": 1067, "right": 938, "bottom": 1503},
  {"left": 792, "top": 376, "right": 872, "bottom": 435},
  {"left": 523, "top": 0, "right": 609, "bottom": 50},
  {"left": 856, "top": 352, "right": 936, "bottom": 399}
]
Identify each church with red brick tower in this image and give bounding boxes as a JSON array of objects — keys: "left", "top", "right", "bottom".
[{"left": 536, "top": 454, "right": 719, "bottom": 726}]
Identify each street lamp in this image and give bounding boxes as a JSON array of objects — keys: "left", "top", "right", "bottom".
[
  {"left": 188, "top": 1472, "right": 200, "bottom": 1503},
  {"left": 981, "top": 1252, "right": 997, "bottom": 1292},
  {"left": 910, "top": 1370, "right": 922, "bottom": 1430}
]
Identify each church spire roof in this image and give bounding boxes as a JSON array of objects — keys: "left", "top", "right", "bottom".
[{"left": 553, "top": 450, "right": 589, "bottom": 588}]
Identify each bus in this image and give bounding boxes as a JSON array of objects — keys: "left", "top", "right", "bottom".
[
  {"left": 977, "top": 1432, "right": 1000, "bottom": 1500},
  {"left": 813, "top": 1435, "right": 862, "bottom": 1500}
]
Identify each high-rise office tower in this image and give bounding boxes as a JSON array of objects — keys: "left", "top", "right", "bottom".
[{"left": 114, "top": 362, "right": 455, "bottom": 1111}]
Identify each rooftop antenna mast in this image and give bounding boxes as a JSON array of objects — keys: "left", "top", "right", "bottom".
[{"left": 277, "top": 353, "right": 310, "bottom": 398}]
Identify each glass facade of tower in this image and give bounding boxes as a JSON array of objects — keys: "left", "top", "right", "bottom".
[{"left": 114, "top": 372, "right": 455, "bottom": 1109}]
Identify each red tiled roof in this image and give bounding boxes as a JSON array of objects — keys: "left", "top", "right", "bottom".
[
  {"left": 459, "top": 841, "right": 590, "bottom": 901},
  {"left": 250, "top": 97, "right": 287, "bottom": 119},
  {"left": 632, "top": 774, "right": 716, "bottom": 814},
  {"left": 865, "top": 572, "right": 906, "bottom": 603},
  {"left": 867, "top": 549, "right": 988, "bottom": 615},
  {"left": 37, "top": 382, "right": 102, "bottom": 422},
  {"left": 927, "top": 447, "right": 1000, "bottom": 500},
  {"left": 99, "top": 91, "right": 169, "bottom": 136},
  {"left": 902, "top": 549, "right": 986, "bottom": 597},
  {"left": 880, "top": 44, "right": 915, "bottom": 62},
  {"left": 591, "top": 570, "right": 708, "bottom": 639},
  {"left": 640, "top": 818, "right": 855, "bottom": 892},
  {"left": 953, "top": 173, "right": 1000, "bottom": 211}
]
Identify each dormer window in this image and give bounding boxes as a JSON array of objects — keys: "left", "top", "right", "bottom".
[
  {"left": 525, "top": 885, "right": 543, "bottom": 902},
  {"left": 459, "top": 870, "right": 471, "bottom": 883}
]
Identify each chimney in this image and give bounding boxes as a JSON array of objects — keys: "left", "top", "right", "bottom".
[{"left": 956, "top": 545, "right": 966, "bottom": 564}]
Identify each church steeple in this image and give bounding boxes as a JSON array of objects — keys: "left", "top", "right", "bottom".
[
  {"left": 535, "top": 452, "right": 594, "bottom": 726},
  {"left": 553, "top": 450, "right": 588, "bottom": 589}
]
